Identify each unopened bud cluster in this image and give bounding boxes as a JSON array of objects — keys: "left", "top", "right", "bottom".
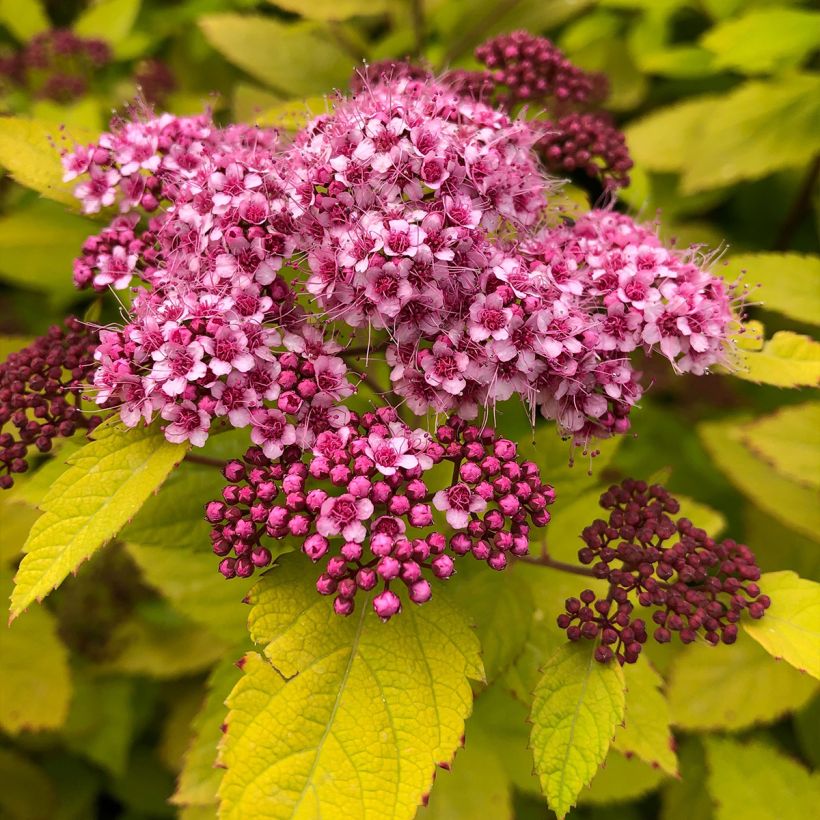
[
  {"left": 206, "top": 411, "right": 554, "bottom": 619},
  {"left": 558, "top": 480, "right": 769, "bottom": 663},
  {"left": 0, "top": 318, "right": 104, "bottom": 489}
]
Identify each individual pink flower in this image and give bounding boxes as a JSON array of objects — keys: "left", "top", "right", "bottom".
[
  {"left": 312, "top": 355, "right": 354, "bottom": 400},
  {"left": 151, "top": 339, "right": 207, "bottom": 396},
  {"left": 160, "top": 400, "right": 210, "bottom": 446},
  {"left": 316, "top": 494, "right": 374, "bottom": 543},
  {"left": 250, "top": 408, "right": 297, "bottom": 459},
  {"left": 420, "top": 339, "right": 469, "bottom": 396},
  {"left": 433, "top": 482, "right": 487, "bottom": 529},
  {"left": 364, "top": 433, "right": 418, "bottom": 476},
  {"left": 468, "top": 292, "right": 513, "bottom": 342}
]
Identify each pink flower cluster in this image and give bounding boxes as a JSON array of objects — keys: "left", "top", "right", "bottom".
[{"left": 206, "top": 410, "right": 555, "bottom": 618}]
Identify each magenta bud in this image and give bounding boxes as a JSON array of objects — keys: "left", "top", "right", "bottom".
[
  {"left": 498, "top": 495, "right": 520, "bottom": 516},
  {"left": 288, "top": 514, "right": 311, "bottom": 536},
  {"left": 327, "top": 556, "right": 348, "bottom": 579},
  {"left": 333, "top": 596, "right": 355, "bottom": 616},
  {"left": 218, "top": 557, "right": 236, "bottom": 578},
  {"left": 316, "top": 573, "right": 336, "bottom": 595},
  {"left": 223, "top": 460, "right": 245, "bottom": 482},
  {"left": 371, "top": 481, "right": 392, "bottom": 504},
  {"left": 303, "top": 533, "right": 329, "bottom": 561},
  {"left": 432, "top": 554, "right": 455, "bottom": 578},
  {"left": 408, "top": 504, "right": 433, "bottom": 527},
  {"left": 251, "top": 546, "right": 272, "bottom": 567},
  {"left": 373, "top": 589, "right": 401, "bottom": 620},
  {"left": 487, "top": 551, "right": 507, "bottom": 570},
  {"left": 356, "top": 567, "right": 377, "bottom": 590},
  {"left": 337, "top": 578, "right": 357, "bottom": 599},
  {"left": 388, "top": 494, "right": 411, "bottom": 515},
  {"left": 378, "top": 556, "right": 401, "bottom": 580},
  {"left": 408, "top": 579, "right": 432, "bottom": 604},
  {"left": 494, "top": 439, "right": 516, "bottom": 460},
  {"left": 235, "top": 557, "right": 254, "bottom": 578},
  {"left": 400, "top": 561, "right": 422, "bottom": 583},
  {"left": 347, "top": 475, "right": 372, "bottom": 498},
  {"left": 370, "top": 533, "right": 394, "bottom": 557},
  {"left": 205, "top": 501, "right": 226, "bottom": 523},
  {"left": 450, "top": 533, "right": 472, "bottom": 555},
  {"left": 472, "top": 540, "right": 491, "bottom": 561},
  {"left": 330, "top": 465, "right": 352, "bottom": 486},
  {"left": 427, "top": 533, "right": 446, "bottom": 554},
  {"left": 306, "top": 488, "right": 328, "bottom": 512},
  {"left": 459, "top": 462, "right": 482, "bottom": 483},
  {"left": 341, "top": 541, "right": 363, "bottom": 562}
]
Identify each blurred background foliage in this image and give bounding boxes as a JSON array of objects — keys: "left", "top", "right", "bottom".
[{"left": 0, "top": 1, "right": 817, "bottom": 819}]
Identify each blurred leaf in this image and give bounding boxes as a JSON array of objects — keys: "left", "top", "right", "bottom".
[
  {"left": 740, "top": 402, "right": 820, "bottom": 490},
  {"left": 701, "top": 9, "right": 820, "bottom": 74},
  {"left": 705, "top": 737, "right": 820, "bottom": 820},
  {"left": 530, "top": 642, "right": 626, "bottom": 819},
  {"left": 699, "top": 417, "right": 820, "bottom": 540},
  {"left": 661, "top": 738, "right": 713, "bottom": 820},
  {"left": 580, "top": 749, "right": 666, "bottom": 805},
  {"left": 794, "top": 695, "right": 820, "bottom": 768},
  {"left": 613, "top": 661, "right": 678, "bottom": 776},
  {"left": 453, "top": 566, "right": 533, "bottom": 684},
  {"left": 746, "top": 506, "right": 820, "bottom": 583},
  {"left": 681, "top": 75, "right": 820, "bottom": 194},
  {"left": 29, "top": 98, "right": 104, "bottom": 131},
  {"left": 73, "top": 0, "right": 141, "bottom": 47},
  {"left": 0, "top": 201, "right": 94, "bottom": 306},
  {"left": 267, "top": 0, "right": 389, "bottom": 20},
  {"left": 110, "top": 747, "right": 176, "bottom": 818},
  {"left": 232, "top": 83, "right": 283, "bottom": 122},
  {"left": 725, "top": 252, "right": 820, "bottom": 326},
  {"left": 0, "top": 568, "right": 71, "bottom": 734},
  {"left": 0, "top": 335, "right": 34, "bottom": 363},
  {"left": 570, "top": 39, "right": 647, "bottom": 110},
  {"left": 0, "top": 748, "right": 56, "bottom": 820},
  {"left": 255, "top": 96, "right": 330, "bottom": 131},
  {"left": 172, "top": 658, "right": 243, "bottom": 808},
  {"left": 62, "top": 672, "right": 135, "bottom": 777},
  {"left": 10, "top": 423, "right": 187, "bottom": 619},
  {"left": 0, "top": 501, "right": 39, "bottom": 564},
  {"left": 41, "top": 755, "right": 101, "bottom": 820},
  {"left": 733, "top": 330, "right": 820, "bottom": 387},
  {"left": 218, "top": 556, "right": 483, "bottom": 820},
  {"left": 640, "top": 46, "right": 716, "bottom": 78},
  {"left": 743, "top": 570, "right": 820, "bottom": 679},
  {"left": 0, "top": 118, "right": 94, "bottom": 206},
  {"left": 667, "top": 637, "right": 817, "bottom": 731},
  {"left": 199, "top": 15, "right": 352, "bottom": 97},
  {"left": 0, "top": 0, "right": 49, "bottom": 42},
  {"left": 159, "top": 683, "right": 208, "bottom": 774}
]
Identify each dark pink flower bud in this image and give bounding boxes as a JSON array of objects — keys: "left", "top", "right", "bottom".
[
  {"left": 373, "top": 589, "right": 402, "bottom": 620},
  {"left": 409, "top": 579, "right": 432, "bottom": 604}
]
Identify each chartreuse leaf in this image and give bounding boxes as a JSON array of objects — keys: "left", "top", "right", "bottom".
[
  {"left": 10, "top": 423, "right": 187, "bottom": 619},
  {"left": 699, "top": 417, "right": 820, "bottom": 540},
  {"left": 0, "top": 0, "right": 49, "bottom": 42},
  {"left": 0, "top": 748, "right": 57, "bottom": 820},
  {"left": 580, "top": 749, "right": 666, "bottom": 805},
  {"left": 740, "top": 403, "right": 820, "bottom": 491},
  {"left": 701, "top": 8, "right": 820, "bottom": 74},
  {"left": 661, "top": 738, "right": 713, "bottom": 820},
  {"left": 0, "top": 569, "right": 71, "bottom": 734},
  {"left": 529, "top": 642, "right": 626, "bottom": 819},
  {"left": 705, "top": 737, "right": 820, "bottom": 820},
  {"left": 667, "top": 637, "right": 817, "bottom": 731},
  {"left": 267, "top": 0, "right": 389, "bottom": 21},
  {"left": 199, "top": 15, "right": 351, "bottom": 97},
  {"left": 255, "top": 97, "right": 329, "bottom": 132},
  {"left": 0, "top": 118, "right": 94, "bottom": 206},
  {"left": 723, "top": 253, "right": 820, "bottom": 327},
  {"left": 794, "top": 695, "right": 820, "bottom": 768},
  {"left": 173, "top": 658, "right": 245, "bottom": 809},
  {"left": 734, "top": 330, "right": 820, "bottom": 388},
  {"left": 73, "top": 0, "right": 141, "bottom": 46},
  {"left": 681, "top": 75, "right": 820, "bottom": 194},
  {"left": 613, "top": 661, "right": 678, "bottom": 776},
  {"left": 743, "top": 571, "right": 820, "bottom": 679},
  {"left": 218, "top": 555, "right": 483, "bottom": 820}
]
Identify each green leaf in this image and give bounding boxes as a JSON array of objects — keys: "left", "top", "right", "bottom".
[
  {"left": 639, "top": 46, "right": 716, "bottom": 78},
  {"left": 580, "top": 749, "right": 666, "bottom": 805},
  {"left": 453, "top": 566, "right": 534, "bottom": 684},
  {"left": 667, "top": 637, "right": 817, "bottom": 731},
  {"left": 0, "top": 335, "right": 35, "bottom": 363},
  {"left": 740, "top": 403, "right": 820, "bottom": 490},
  {"left": 704, "top": 737, "right": 820, "bottom": 820},
  {"left": 699, "top": 417, "right": 820, "bottom": 540},
  {"left": 0, "top": 569, "right": 71, "bottom": 734},
  {"left": 218, "top": 555, "right": 483, "bottom": 820},
  {"left": 681, "top": 75, "right": 820, "bottom": 194},
  {"left": 0, "top": 200, "right": 96, "bottom": 306},
  {"left": 701, "top": 9, "right": 820, "bottom": 74},
  {"left": 73, "top": 0, "right": 141, "bottom": 47},
  {"left": 255, "top": 96, "right": 329, "bottom": 131},
  {"left": 529, "top": 642, "right": 626, "bottom": 819},
  {"left": 726, "top": 252, "right": 820, "bottom": 326},
  {"left": 160, "top": 684, "right": 208, "bottom": 774},
  {"left": 794, "top": 695, "right": 820, "bottom": 768},
  {"left": 199, "top": 15, "right": 352, "bottom": 97},
  {"left": 0, "top": 118, "right": 94, "bottom": 206},
  {"left": 267, "top": 0, "right": 389, "bottom": 21},
  {"left": 0, "top": 501, "right": 40, "bottom": 564},
  {"left": 0, "top": 748, "right": 57, "bottom": 820},
  {"left": 0, "top": 0, "right": 49, "bottom": 42},
  {"left": 743, "top": 571, "right": 820, "bottom": 679},
  {"left": 10, "top": 423, "right": 187, "bottom": 618},
  {"left": 661, "top": 738, "right": 713, "bottom": 820},
  {"left": 62, "top": 673, "right": 135, "bottom": 777},
  {"left": 173, "top": 658, "right": 244, "bottom": 808},
  {"left": 613, "top": 661, "right": 678, "bottom": 776},
  {"left": 734, "top": 330, "right": 820, "bottom": 387}
]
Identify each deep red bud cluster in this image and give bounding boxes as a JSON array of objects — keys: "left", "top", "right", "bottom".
[
  {"left": 0, "top": 318, "right": 103, "bottom": 489},
  {"left": 558, "top": 480, "right": 769, "bottom": 664},
  {"left": 206, "top": 410, "right": 555, "bottom": 620}
]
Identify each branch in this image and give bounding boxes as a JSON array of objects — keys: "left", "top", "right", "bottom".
[
  {"left": 775, "top": 155, "right": 820, "bottom": 251},
  {"left": 184, "top": 453, "right": 225, "bottom": 469},
  {"left": 516, "top": 553, "right": 598, "bottom": 578}
]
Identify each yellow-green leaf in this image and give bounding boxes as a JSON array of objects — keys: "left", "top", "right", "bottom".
[
  {"left": 218, "top": 555, "right": 483, "bottom": 820},
  {"left": 667, "top": 637, "right": 817, "bottom": 731},
  {"left": 699, "top": 417, "right": 820, "bottom": 540},
  {"left": 73, "top": 0, "right": 141, "bottom": 46},
  {"left": 580, "top": 749, "right": 667, "bottom": 805},
  {"left": 199, "top": 15, "right": 352, "bottom": 97},
  {"left": 661, "top": 738, "right": 713, "bottom": 820},
  {"left": 704, "top": 737, "right": 820, "bottom": 820},
  {"left": 173, "top": 658, "right": 244, "bottom": 808},
  {"left": 0, "top": 0, "right": 49, "bottom": 42},
  {"left": 681, "top": 75, "right": 820, "bottom": 194},
  {"left": 0, "top": 748, "right": 57, "bottom": 820},
  {"left": 255, "top": 96, "right": 329, "bottom": 131},
  {"left": 740, "top": 403, "right": 820, "bottom": 491},
  {"left": 0, "top": 569, "right": 71, "bottom": 734},
  {"left": 10, "top": 423, "right": 187, "bottom": 618},
  {"left": 267, "top": 0, "right": 389, "bottom": 21},
  {"left": 734, "top": 330, "right": 820, "bottom": 388},
  {"left": 701, "top": 9, "right": 820, "bottom": 74},
  {"left": 613, "top": 661, "right": 678, "bottom": 776},
  {"left": 0, "top": 118, "right": 94, "bottom": 206},
  {"left": 724, "top": 252, "right": 820, "bottom": 327},
  {"left": 529, "top": 642, "right": 626, "bottom": 819},
  {"left": 743, "top": 571, "right": 820, "bottom": 680}
]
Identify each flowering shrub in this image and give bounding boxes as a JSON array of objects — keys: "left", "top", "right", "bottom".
[{"left": 0, "top": 3, "right": 818, "bottom": 820}]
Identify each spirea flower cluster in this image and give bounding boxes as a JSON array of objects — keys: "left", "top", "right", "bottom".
[
  {"left": 206, "top": 411, "right": 554, "bottom": 618},
  {"left": 0, "top": 318, "right": 104, "bottom": 489},
  {"left": 558, "top": 480, "right": 769, "bottom": 664}
]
